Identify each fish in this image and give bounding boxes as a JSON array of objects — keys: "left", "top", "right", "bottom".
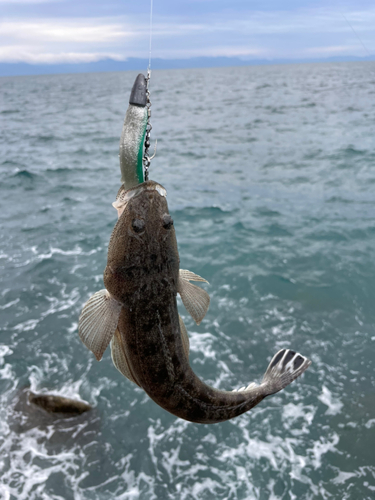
[
  {"left": 78, "top": 180, "right": 311, "bottom": 424},
  {"left": 11, "top": 388, "right": 99, "bottom": 451},
  {"left": 28, "top": 391, "right": 91, "bottom": 415}
]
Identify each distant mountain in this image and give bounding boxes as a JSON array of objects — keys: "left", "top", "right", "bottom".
[{"left": 1, "top": 55, "right": 375, "bottom": 77}]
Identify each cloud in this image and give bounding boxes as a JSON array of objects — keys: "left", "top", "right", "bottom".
[
  {"left": 0, "top": 18, "right": 144, "bottom": 63},
  {"left": 1, "top": 6, "right": 375, "bottom": 65},
  {"left": 304, "top": 45, "right": 360, "bottom": 55},
  {"left": 210, "top": 7, "right": 375, "bottom": 36},
  {"left": 0, "top": 47, "right": 127, "bottom": 64},
  {"left": 0, "top": 20, "right": 134, "bottom": 43}
]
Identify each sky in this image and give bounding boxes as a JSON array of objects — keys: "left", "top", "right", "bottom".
[{"left": 1, "top": 0, "right": 375, "bottom": 65}]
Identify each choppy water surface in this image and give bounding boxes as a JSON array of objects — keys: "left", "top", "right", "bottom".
[{"left": 1, "top": 62, "right": 375, "bottom": 499}]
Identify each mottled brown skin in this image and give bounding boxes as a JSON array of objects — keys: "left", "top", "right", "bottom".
[
  {"left": 28, "top": 392, "right": 91, "bottom": 415},
  {"left": 104, "top": 181, "right": 266, "bottom": 424}
]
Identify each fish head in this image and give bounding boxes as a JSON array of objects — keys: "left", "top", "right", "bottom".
[{"left": 104, "top": 180, "right": 180, "bottom": 301}]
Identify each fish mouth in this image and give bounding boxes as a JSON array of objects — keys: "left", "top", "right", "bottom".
[{"left": 112, "top": 180, "right": 167, "bottom": 214}]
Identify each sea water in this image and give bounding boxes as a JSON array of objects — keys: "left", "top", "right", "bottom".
[{"left": 0, "top": 62, "right": 374, "bottom": 499}]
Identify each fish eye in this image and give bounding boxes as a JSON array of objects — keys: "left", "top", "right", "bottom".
[
  {"left": 162, "top": 214, "right": 173, "bottom": 230},
  {"left": 132, "top": 218, "right": 145, "bottom": 233}
]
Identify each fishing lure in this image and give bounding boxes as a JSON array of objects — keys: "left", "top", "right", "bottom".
[{"left": 119, "top": 72, "right": 156, "bottom": 189}]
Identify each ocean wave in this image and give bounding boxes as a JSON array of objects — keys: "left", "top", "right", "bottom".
[
  {"left": 12, "top": 170, "right": 38, "bottom": 180},
  {"left": 5, "top": 245, "right": 101, "bottom": 270},
  {"left": 32, "top": 246, "right": 99, "bottom": 260}
]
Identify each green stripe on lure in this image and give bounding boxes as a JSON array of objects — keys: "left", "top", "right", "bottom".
[{"left": 119, "top": 74, "right": 148, "bottom": 189}]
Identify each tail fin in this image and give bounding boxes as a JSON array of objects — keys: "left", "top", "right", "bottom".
[{"left": 261, "top": 349, "right": 311, "bottom": 396}]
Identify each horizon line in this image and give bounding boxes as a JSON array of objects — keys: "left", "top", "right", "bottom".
[{"left": 1, "top": 54, "right": 375, "bottom": 78}]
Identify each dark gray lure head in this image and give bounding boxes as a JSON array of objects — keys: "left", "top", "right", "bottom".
[
  {"left": 129, "top": 74, "right": 147, "bottom": 107},
  {"left": 104, "top": 181, "right": 180, "bottom": 303}
]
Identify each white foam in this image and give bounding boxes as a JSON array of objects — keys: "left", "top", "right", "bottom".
[
  {"left": 0, "top": 425, "right": 84, "bottom": 500},
  {"left": 0, "top": 345, "right": 13, "bottom": 364},
  {"left": 0, "top": 298, "right": 20, "bottom": 310},
  {"left": 309, "top": 433, "right": 340, "bottom": 469},
  {"left": 318, "top": 386, "right": 343, "bottom": 416},
  {"left": 282, "top": 402, "right": 316, "bottom": 433},
  {"left": 365, "top": 418, "right": 375, "bottom": 429},
  {"left": 35, "top": 246, "right": 99, "bottom": 259},
  {"left": 189, "top": 331, "right": 217, "bottom": 360},
  {"left": 332, "top": 470, "right": 357, "bottom": 485},
  {"left": 11, "top": 245, "right": 101, "bottom": 270},
  {"left": 13, "top": 319, "right": 40, "bottom": 332}
]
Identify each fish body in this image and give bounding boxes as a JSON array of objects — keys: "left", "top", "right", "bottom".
[
  {"left": 28, "top": 391, "right": 91, "bottom": 415},
  {"left": 79, "top": 181, "right": 311, "bottom": 424}
]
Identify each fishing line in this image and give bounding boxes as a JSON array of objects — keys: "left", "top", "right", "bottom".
[
  {"left": 337, "top": 13, "right": 373, "bottom": 96},
  {"left": 342, "top": 14, "right": 371, "bottom": 58},
  {"left": 148, "top": 0, "right": 154, "bottom": 72}
]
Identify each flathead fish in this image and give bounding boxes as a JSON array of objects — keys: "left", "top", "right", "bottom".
[
  {"left": 78, "top": 180, "right": 311, "bottom": 424},
  {"left": 28, "top": 391, "right": 91, "bottom": 415}
]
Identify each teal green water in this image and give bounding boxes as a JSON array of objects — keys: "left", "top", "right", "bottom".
[{"left": 1, "top": 63, "right": 375, "bottom": 499}]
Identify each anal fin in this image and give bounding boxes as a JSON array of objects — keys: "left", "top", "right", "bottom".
[
  {"left": 111, "top": 328, "right": 140, "bottom": 386},
  {"left": 179, "top": 315, "right": 190, "bottom": 359},
  {"left": 78, "top": 289, "right": 122, "bottom": 361}
]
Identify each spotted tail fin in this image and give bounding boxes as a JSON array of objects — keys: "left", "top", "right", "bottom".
[{"left": 261, "top": 349, "right": 311, "bottom": 396}]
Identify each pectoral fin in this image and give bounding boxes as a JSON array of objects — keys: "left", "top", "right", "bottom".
[
  {"left": 179, "top": 269, "right": 209, "bottom": 284},
  {"left": 179, "top": 315, "right": 190, "bottom": 359},
  {"left": 110, "top": 329, "right": 140, "bottom": 386},
  {"left": 178, "top": 269, "right": 210, "bottom": 325},
  {"left": 78, "top": 289, "right": 122, "bottom": 361}
]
